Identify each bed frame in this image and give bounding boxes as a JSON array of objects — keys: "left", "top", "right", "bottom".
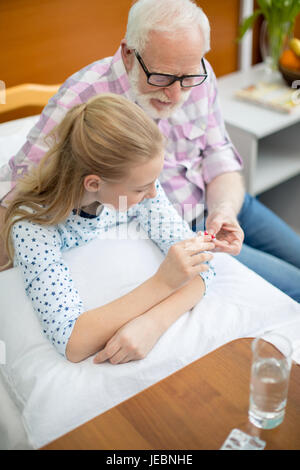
[
  {"left": 0, "top": 83, "right": 60, "bottom": 124},
  {"left": 0, "top": 84, "right": 60, "bottom": 115}
]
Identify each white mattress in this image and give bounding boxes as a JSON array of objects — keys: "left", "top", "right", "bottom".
[
  {"left": 0, "top": 116, "right": 299, "bottom": 450},
  {"left": 0, "top": 115, "right": 40, "bottom": 168}
]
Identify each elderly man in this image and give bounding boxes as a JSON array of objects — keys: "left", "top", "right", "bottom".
[{"left": 1, "top": 0, "right": 300, "bottom": 302}]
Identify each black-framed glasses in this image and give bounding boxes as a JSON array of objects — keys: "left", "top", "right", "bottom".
[{"left": 134, "top": 50, "right": 208, "bottom": 88}]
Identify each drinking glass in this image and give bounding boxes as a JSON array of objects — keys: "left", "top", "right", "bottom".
[{"left": 249, "top": 331, "right": 293, "bottom": 429}]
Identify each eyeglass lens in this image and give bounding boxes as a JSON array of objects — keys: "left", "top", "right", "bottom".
[{"left": 148, "top": 75, "right": 206, "bottom": 87}]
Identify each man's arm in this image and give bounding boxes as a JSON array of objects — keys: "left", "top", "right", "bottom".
[
  {"left": 206, "top": 171, "right": 245, "bottom": 216},
  {"left": 205, "top": 172, "right": 245, "bottom": 255}
]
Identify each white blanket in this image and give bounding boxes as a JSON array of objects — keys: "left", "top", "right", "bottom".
[{"left": 0, "top": 223, "right": 300, "bottom": 449}]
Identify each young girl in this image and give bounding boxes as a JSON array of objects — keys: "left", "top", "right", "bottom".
[{"left": 2, "top": 93, "right": 215, "bottom": 364}]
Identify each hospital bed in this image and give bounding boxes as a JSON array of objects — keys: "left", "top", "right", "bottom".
[{"left": 0, "top": 86, "right": 299, "bottom": 450}]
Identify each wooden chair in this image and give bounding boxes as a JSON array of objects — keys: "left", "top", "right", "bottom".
[{"left": 0, "top": 83, "right": 61, "bottom": 116}]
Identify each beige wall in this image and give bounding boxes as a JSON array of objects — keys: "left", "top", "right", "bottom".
[
  {"left": 1, "top": 0, "right": 299, "bottom": 121},
  {"left": 0, "top": 0, "right": 241, "bottom": 87}
]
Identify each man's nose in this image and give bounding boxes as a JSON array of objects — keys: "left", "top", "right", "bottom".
[{"left": 163, "top": 80, "right": 182, "bottom": 103}]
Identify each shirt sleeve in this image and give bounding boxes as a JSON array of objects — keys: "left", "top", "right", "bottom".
[
  {"left": 12, "top": 220, "right": 84, "bottom": 357},
  {"left": 201, "top": 61, "right": 243, "bottom": 184},
  {"left": 134, "top": 180, "right": 216, "bottom": 293}
]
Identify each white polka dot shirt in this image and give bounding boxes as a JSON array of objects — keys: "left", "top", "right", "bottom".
[{"left": 12, "top": 180, "right": 215, "bottom": 356}]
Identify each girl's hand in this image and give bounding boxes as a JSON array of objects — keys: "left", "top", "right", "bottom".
[
  {"left": 93, "top": 313, "right": 162, "bottom": 365},
  {"left": 155, "top": 233, "right": 215, "bottom": 291}
]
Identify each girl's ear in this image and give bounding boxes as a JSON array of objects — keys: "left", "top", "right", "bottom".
[{"left": 83, "top": 175, "right": 102, "bottom": 193}]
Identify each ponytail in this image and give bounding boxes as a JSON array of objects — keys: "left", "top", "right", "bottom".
[{"left": 1, "top": 93, "right": 164, "bottom": 268}]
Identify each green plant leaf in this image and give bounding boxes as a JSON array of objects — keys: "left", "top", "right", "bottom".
[
  {"left": 256, "top": 0, "right": 271, "bottom": 19},
  {"left": 238, "top": 9, "right": 262, "bottom": 40}
]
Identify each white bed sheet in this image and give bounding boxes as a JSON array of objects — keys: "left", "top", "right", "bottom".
[
  {"left": 0, "top": 116, "right": 300, "bottom": 450},
  {"left": 0, "top": 115, "right": 40, "bottom": 168},
  {"left": 0, "top": 115, "right": 41, "bottom": 450},
  {"left": 0, "top": 228, "right": 300, "bottom": 450},
  {"left": 0, "top": 372, "right": 32, "bottom": 450}
]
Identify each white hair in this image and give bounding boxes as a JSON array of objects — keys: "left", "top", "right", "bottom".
[{"left": 125, "top": 0, "right": 210, "bottom": 54}]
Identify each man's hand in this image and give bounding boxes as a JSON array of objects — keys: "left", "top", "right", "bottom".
[
  {"left": 93, "top": 313, "right": 163, "bottom": 365},
  {"left": 205, "top": 172, "right": 245, "bottom": 255},
  {"left": 205, "top": 206, "right": 244, "bottom": 256}
]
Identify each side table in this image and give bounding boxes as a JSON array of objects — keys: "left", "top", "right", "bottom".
[
  {"left": 217, "top": 64, "right": 300, "bottom": 197},
  {"left": 42, "top": 339, "right": 300, "bottom": 450}
]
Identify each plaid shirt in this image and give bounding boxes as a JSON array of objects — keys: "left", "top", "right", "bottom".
[{"left": 0, "top": 47, "right": 242, "bottom": 222}]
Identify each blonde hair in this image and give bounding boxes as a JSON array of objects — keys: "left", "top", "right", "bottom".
[{"left": 1, "top": 93, "right": 164, "bottom": 267}]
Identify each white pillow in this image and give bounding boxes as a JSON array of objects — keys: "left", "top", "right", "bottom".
[
  {"left": 1, "top": 221, "right": 300, "bottom": 449},
  {"left": 0, "top": 115, "right": 40, "bottom": 167}
]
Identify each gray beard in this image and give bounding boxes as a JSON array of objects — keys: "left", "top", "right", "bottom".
[{"left": 127, "top": 62, "right": 191, "bottom": 120}]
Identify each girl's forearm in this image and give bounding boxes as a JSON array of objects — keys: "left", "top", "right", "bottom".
[
  {"left": 93, "top": 275, "right": 206, "bottom": 365},
  {"left": 144, "top": 275, "right": 205, "bottom": 336},
  {"left": 66, "top": 273, "right": 174, "bottom": 362}
]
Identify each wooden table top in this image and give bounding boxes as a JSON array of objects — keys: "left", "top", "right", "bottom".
[{"left": 42, "top": 338, "right": 300, "bottom": 450}]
